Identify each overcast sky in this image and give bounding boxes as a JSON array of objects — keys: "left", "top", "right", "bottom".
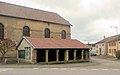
[{"left": 0, "top": 0, "right": 120, "bottom": 44}]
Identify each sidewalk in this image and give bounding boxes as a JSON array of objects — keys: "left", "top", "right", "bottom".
[{"left": 0, "top": 61, "right": 100, "bottom": 68}]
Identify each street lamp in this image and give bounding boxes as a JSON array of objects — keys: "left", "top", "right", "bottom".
[
  {"left": 110, "top": 26, "right": 118, "bottom": 35},
  {"left": 110, "top": 26, "right": 119, "bottom": 52}
]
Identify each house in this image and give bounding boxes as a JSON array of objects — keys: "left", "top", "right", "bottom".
[
  {"left": 95, "top": 34, "right": 120, "bottom": 57},
  {"left": 17, "top": 37, "right": 90, "bottom": 64},
  {"left": 0, "top": 1, "right": 71, "bottom": 44},
  {"left": 95, "top": 37, "right": 107, "bottom": 55},
  {"left": 87, "top": 43, "right": 96, "bottom": 55},
  {"left": 107, "top": 34, "right": 120, "bottom": 57}
]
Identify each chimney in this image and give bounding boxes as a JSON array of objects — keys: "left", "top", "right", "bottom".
[{"left": 104, "top": 36, "right": 105, "bottom": 39}]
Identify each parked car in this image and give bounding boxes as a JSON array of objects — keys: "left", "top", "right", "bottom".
[{"left": 90, "top": 50, "right": 97, "bottom": 56}]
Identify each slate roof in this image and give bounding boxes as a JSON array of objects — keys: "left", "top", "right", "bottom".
[
  {"left": 0, "top": 1, "right": 71, "bottom": 25},
  {"left": 18, "top": 37, "right": 89, "bottom": 49},
  {"left": 96, "top": 34, "right": 120, "bottom": 44}
]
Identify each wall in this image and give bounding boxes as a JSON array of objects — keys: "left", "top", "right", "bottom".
[
  {"left": 95, "top": 43, "right": 106, "bottom": 55},
  {"left": 0, "top": 15, "right": 71, "bottom": 45}
]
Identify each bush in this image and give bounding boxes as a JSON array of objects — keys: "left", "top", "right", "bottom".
[{"left": 116, "top": 50, "right": 120, "bottom": 59}]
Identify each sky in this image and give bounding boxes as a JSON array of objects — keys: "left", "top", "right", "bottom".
[{"left": 0, "top": 0, "right": 120, "bottom": 44}]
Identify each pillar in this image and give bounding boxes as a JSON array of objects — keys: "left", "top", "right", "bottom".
[
  {"left": 81, "top": 50, "right": 84, "bottom": 60},
  {"left": 74, "top": 50, "right": 77, "bottom": 61},
  {"left": 45, "top": 50, "right": 49, "bottom": 63},
  {"left": 85, "top": 50, "right": 89, "bottom": 61},
  {"left": 32, "top": 50, "right": 37, "bottom": 63},
  {"left": 56, "top": 50, "right": 59, "bottom": 62},
  {"left": 65, "top": 50, "right": 69, "bottom": 61}
]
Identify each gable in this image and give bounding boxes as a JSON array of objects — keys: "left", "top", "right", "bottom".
[{"left": 17, "top": 39, "right": 34, "bottom": 50}]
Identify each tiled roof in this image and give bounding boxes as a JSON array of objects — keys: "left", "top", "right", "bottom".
[
  {"left": 0, "top": 1, "right": 71, "bottom": 25},
  {"left": 23, "top": 37, "right": 89, "bottom": 49},
  {"left": 96, "top": 34, "right": 120, "bottom": 44}
]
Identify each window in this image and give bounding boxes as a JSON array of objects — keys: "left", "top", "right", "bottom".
[
  {"left": 109, "top": 49, "right": 111, "bottom": 53},
  {"left": 96, "top": 45, "right": 98, "bottom": 48},
  {"left": 0, "top": 23, "right": 4, "bottom": 39},
  {"left": 18, "top": 50, "right": 25, "bottom": 59},
  {"left": 102, "top": 44, "right": 104, "bottom": 46},
  {"left": 44, "top": 28, "right": 50, "bottom": 38},
  {"left": 25, "top": 47, "right": 31, "bottom": 59},
  {"left": 23, "top": 26, "right": 30, "bottom": 36},
  {"left": 114, "top": 49, "right": 116, "bottom": 54},
  {"left": 61, "top": 30, "right": 66, "bottom": 39}
]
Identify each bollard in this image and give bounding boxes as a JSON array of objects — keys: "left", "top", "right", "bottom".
[
  {"left": 18, "top": 58, "right": 20, "bottom": 64},
  {"left": 5, "top": 58, "right": 7, "bottom": 64}
]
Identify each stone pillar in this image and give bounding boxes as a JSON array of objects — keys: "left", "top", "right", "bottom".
[
  {"left": 65, "top": 50, "right": 69, "bottom": 61},
  {"left": 85, "top": 50, "right": 88, "bottom": 60},
  {"left": 81, "top": 50, "right": 84, "bottom": 60},
  {"left": 45, "top": 50, "right": 49, "bottom": 63},
  {"left": 56, "top": 50, "right": 59, "bottom": 62},
  {"left": 33, "top": 50, "right": 37, "bottom": 63},
  {"left": 74, "top": 50, "right": 77, "bottom": 61}
]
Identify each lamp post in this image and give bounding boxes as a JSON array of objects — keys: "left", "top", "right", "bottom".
[{"left": 110, "top": 26, "right": 119, "bottom": 52}]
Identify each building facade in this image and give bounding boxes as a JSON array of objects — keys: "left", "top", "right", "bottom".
[
  {"left": 0, "top": 1, "right": 71, "bottom": 45},
  {"left": 95, "top": 34, "right": 120, "bottom": 57},
  {"left": 17, "top": 37, "right": 90, "bottom": 64}
]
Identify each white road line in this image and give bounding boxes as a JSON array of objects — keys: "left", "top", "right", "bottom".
[
  {"left": 32, "top": 68, "right": 120, "bottom": 71},
  {"left": 60, "top": 68, "right": 67, "bottom": 70},
  {"left": 0, "top": 68, "right": 14, "bottom": 72},
  {"left": 91, "top": 69, "right": 98, "bottom": 70},
  {"left": 101, "top": 69, "right": 108, "bottom": 71},
  {"left": 33, "top": 68, "right": 39, "bottom": 70},
  {"left": 50, "top": 68, "right": 58, "bottom": 70},
  {"left": 111, "top": 69, "right": 120, "bottom": 71},
  {"left": 40, "top": 68, "right": 49, "bottom": 70},
  {"left": 79, "top": 69, "right": 87, "bottom": 70},
  {"left": 69, "top": 68, "right": 77, "bottom": 70}
]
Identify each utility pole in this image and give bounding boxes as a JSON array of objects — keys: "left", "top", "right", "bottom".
[{"left": 111, "top": 26, "right": 119, "bottom": 52}]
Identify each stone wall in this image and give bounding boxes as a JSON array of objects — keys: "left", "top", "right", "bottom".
[{"left": 0, "top": 15, "right": 71, "bottom": 44}]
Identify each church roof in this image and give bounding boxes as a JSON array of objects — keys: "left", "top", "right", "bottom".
[
  {"left": 17, "top": 37, "right": 89, "bottom": 49},
  {"left": 0, "top": 1, "right": 71, "bottom": 26}
]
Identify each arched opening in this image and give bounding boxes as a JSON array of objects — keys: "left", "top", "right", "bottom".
[
  {"left": 44, "top": 28, "right": 50, "bottom": 38},
  {"left": 61, "top": 30, "right": 66, "bottom": 39},
  {"left": 23, "top": 26, "right": 30, "bottom": 36},
  {"left": 0, "top": 23, "right": 4, "bottom": 39}
]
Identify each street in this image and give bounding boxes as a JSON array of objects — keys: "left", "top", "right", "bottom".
[{"left": 0, "top": 56, "right": 120, "bottom": 75}]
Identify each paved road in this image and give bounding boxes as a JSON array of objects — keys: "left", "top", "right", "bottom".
[
  {"left": 0, "top": 68, "right": 120, "bottom": 75},
  {"left": 0, "top": 56, "right": 120, "bottom": 75}
]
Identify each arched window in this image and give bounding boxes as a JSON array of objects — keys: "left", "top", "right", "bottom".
[
  {"left": 23, "top": 26, "right": 30, "bottom": 36},
  {"left": 44, "top": 28, "right": 50, "bottom": 38},
  {"left": 61, "top": 30, "right": 66, "bottom": 39},
  {"left": 0, "top": 23, "right": 4, "bottom": 39}
]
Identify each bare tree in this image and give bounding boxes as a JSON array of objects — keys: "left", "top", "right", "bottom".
[{"left": 0, "top": 39, "right": 16, "bottom": 62}]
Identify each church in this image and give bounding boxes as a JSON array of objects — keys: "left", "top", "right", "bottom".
[{"left": 0, "top": 1, "right": 90, "bottom": 64}]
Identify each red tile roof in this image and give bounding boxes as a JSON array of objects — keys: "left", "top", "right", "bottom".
[
  {"left": 0, "top": 1, "right": 71, "bottom": 26},
  {"left": 24, "top": 37, "right": 89, "bottom": 49}
]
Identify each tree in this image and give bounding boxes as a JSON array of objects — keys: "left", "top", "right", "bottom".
[{"left": 0, "top": 39, "right": 16, "bottom": 62}]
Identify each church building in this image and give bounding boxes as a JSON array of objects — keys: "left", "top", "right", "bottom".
[{"left": 0, "top": 1, "right": 90, "bottom": 64}]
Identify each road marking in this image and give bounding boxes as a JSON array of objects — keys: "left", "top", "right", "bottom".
[
  {"left": 31, "top": 68, "right": 120, "bottom": 71},
  {"left": 0, "top": 68, "right": 14, "bottom": 73},
  {"left": 70, "top": 68, "right": 77, "bottom": 70},
  {"left": 33, "top": 68, "right": 39, "bottom": 70},
  {"left": 79, "top": 69, "right": 87, "bottom": 70},
  {"left": 91, "top": 69, "right": 98, "bottom": 70},
  {"left": 111, "top": 69, "right": 120, "bottom": 71},
  {"left": 101, "top": 69, "right": 108, "bottom": 71},
  {"left": 60, "top": 68, "right": 67, "bottom": 70},
  {"left": 50, "top": 68, "right": 58, "bottom": 70}
]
